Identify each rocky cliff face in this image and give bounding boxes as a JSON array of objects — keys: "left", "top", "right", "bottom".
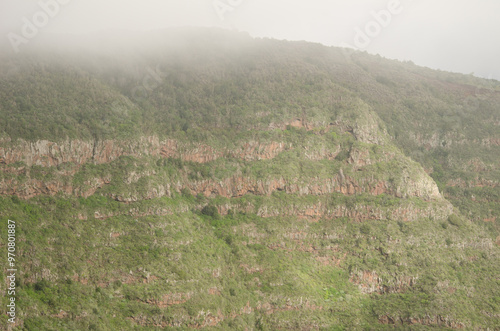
[
  {"left": 0, "top": 136, "right": 288, "bottom": 167},
  {"left": 254, "top": 200, "right": 452, "bottom": 222},
  {"left": 0, "top": 109, "right": 389, "bottom": 168},
  {"left": 0, "top": 104, "right": 445, "bottom": 207},
  {"left": 0, "top": 135, "right": 443, "bottom": 204}
]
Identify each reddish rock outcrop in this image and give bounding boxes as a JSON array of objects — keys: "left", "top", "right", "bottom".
[
  {"left": 350, "top": 270, "right": 418, "bottom": 294},
  {"left": 0, "top": 137, "right": 288, "bottom": 167},
  {"left": 256, "top": 201, "right": 451, "bottom": 222},
  {"left": 0, "top": 133, "right": 443, "bottom": 202},
  {"left": 187, "top": 173, "right": 439, "bottom": 200},
  {"left": 379, "top": 314, "right": 465, "bottom": 329},
  {"left": 229, "top": 141, "right": 288, "bottom": 160}
]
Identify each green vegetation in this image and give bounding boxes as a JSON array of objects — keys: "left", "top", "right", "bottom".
[
  {"left": 0, "top": 194, "right": 498, "bottom": 329},
  {"left": 0, "top": 29, "right": 498, "bottom": 329}
]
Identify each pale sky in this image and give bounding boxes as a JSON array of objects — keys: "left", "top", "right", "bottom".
[{"left": 1, "top": 0, "right": 499, "bottom": 80}]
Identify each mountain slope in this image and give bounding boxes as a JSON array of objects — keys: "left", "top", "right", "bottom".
[{"left": 0, "top": 29, "right": 499, "bottom": 330}]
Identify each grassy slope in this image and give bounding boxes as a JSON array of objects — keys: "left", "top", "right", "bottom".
[
  {"left": 1, "top": 193, "right": 498, "bottom": 329},
  {"left": 0, "top": 30, "right": 499, "bottom": 329}
]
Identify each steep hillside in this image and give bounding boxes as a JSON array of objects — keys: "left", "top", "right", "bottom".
[{"left": 0, "top": 29, "right": 499, "bottom": 330}]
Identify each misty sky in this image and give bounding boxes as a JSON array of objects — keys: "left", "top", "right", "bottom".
[{"left": 1, "top": 0, "right": 499, "bottom": 80}]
